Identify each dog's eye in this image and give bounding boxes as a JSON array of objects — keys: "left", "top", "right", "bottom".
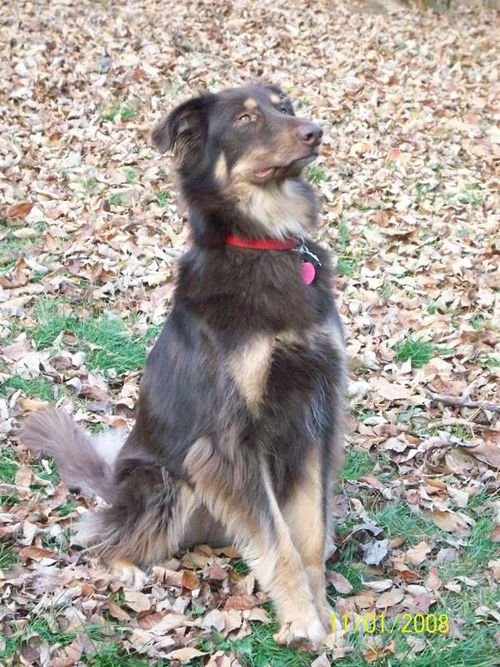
[
  {"left": 236, "top": 113, "right": 253, "bottom": 124},
  {"left": 280, "top": 106, "right": 289, "bottom": 114}
]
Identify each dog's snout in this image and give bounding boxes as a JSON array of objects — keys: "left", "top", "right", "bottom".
[{"left": 297, "top": 122, "right": 323, "bottom": 147}]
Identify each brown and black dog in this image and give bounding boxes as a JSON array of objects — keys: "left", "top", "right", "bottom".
[{"left": 21, "top": 83, "right": 346, "bottom": 647}]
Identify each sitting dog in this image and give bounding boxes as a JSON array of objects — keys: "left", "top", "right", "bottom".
[{"left": 21, "top": 83, "right": 346, "bottom": 647}]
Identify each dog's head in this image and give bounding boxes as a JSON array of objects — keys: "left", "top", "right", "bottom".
[
  {"left": 152, "top": 83, "right": 322, "bottom": 239},
  {"left": 153, "top": 83, "right": 322, "bottom": 185}
]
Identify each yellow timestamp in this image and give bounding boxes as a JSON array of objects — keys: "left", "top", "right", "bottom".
[{"left": 331, "top": 612, "right": 450, "bottom": 635}]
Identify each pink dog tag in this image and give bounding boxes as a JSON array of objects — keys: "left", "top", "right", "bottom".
[{"left": 301, "top": 261, "right": 316, "bottom": 285}]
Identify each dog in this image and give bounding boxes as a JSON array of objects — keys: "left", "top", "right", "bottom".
[{"left": 21, "top": 83, "right": 346, "bottom": 647}]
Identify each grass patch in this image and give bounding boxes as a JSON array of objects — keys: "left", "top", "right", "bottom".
[
  {"left": 341, "top": 448, "right": 375, "bottom": 481},
  {"left": 155, "top": 189, "right": 171, "bottom": 207},
  {"left": 306, "top": 164, "right": 327, "bottom": 184},
  {"left": 30, "top": 302, "right": 159, "bottom": 375},
  {"left": 102, "top": 103, "right": 138, "bottom": 123},
  {"left": 439, "top": 512, "right": 496, "bottom": 580},
  {"left": 478, "top": 353, "right": 500, "bottom": 368},
  {"left": 31, "top": 457, "right": 59, "bottom": 486},
  {"left": 0, "top": 375, "right": 56, "bottom": 401},
  {"left": 368, "top": 502, "right": 441, "bottom": 547},
  {"left": 231, "top": 558, "right": 250, "bottom": 576},
  {"left": 395, "top": 337, "right": 434, "bottom": 368},
  {"left": 227, "top": 616, "right": 313, "bottom": 667},
  {"left": 0, "top": 544, "right": 18, "bottom": 572},
  {"left": 0, "top": 445, "right": 20, "bottom": 483},
  {"left": 124, "top": 167, "right": 138, "bottom": 183},
  {"left": 408, "top": 627, "right": 496, "bottom": 667},
  {"left": 108, "top": 193, "right": 123, "bottom": 206},
  {"left": 334, "top": 220, "right": 361, "bottom": 277},
  {"left": 0, "top": 616, "right": 120, "bottom": 664},
  {"left": 82, "top": 644, "right": 156, "bottom": 667}
]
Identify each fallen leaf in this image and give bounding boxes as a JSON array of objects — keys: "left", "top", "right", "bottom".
[
  {"left": 375, "top": 589, "right": 404, "bottom": 609},
  {"left": 427, "top": 510, "right": 471, "bottom": 534},
  {"left": 124, "top": 590, "right": 152, "bottom": 613},
  {"left": 362, "top": 579, "right": 393, "bottom": 592},
  {"left": 166, "top": 648, "right": 206, "bottom": 662},
  {"left": 327, "top": 571, "right": 354, "bottom": 594},
  {"left": 224, "top": 594, "right": 260, "bottom": 611},
  {"left": 405, "top": 541, "right": 431, "bottom": 566},
  {"left": 362, "top": 539, "right": 389, "bottom": 566},
  {"left": 6, "top": 201, "right": 34, "bottom": 218}
]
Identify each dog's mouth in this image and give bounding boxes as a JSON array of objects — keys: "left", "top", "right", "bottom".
[{"left": 253, "top": 150, "right": 319, "bottom": 183}]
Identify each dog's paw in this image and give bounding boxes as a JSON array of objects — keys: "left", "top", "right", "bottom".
[
  {"left": 273, "top": 611, "right": 327, "bottom": 648},
  {"left": 318, "top": 602, "right": 336, "bottom": 633},
  {"left": 109, "top": 559, "right": 148, "bottom": 589}
]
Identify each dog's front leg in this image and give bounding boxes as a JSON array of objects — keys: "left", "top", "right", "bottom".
[
  {"left": 282, "top": 447, "right": 332, "bottom": 629},
  {"left": 185, "top": 438, "right": 327, "bottom": 647}
]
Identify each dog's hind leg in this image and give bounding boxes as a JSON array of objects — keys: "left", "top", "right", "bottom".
[
  {"left": 185, "top": 438, "right": 328, "bottom": 648},
  {"left": 75, "top": 458, "right": 198, "bottom": 578}
]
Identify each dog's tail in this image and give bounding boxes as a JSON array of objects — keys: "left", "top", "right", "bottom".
[{"left": 20, "top": 409, "right": 126, "bottom": 504}]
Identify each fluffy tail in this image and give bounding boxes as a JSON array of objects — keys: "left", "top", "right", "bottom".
[{"left": 20, "top": 409, "right": 126, "bottom": 504}]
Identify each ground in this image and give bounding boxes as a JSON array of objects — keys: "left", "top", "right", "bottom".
[{"left": 0, "top": 0, "right": 499, "bottom": 665}]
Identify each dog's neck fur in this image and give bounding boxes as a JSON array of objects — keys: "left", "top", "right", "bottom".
[{"left": 182, "top": 175, "right": 318, "bottom": 247}]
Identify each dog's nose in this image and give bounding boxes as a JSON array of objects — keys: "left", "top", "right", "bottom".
[{"left": 297, "top": 122, "right": 323, "bottom": 147}]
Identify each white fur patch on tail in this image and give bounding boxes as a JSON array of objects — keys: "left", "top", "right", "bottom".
[{"left": 92, "top": 429, "right": 127, "bottom": 466}]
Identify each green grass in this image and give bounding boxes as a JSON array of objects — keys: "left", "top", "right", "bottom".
[
  {"left": 0, "top": 544, "right": 18, "bottom": 571},
  {"left": 124, "top": 167, "right": 138, "bottom": 183},
  {"left": 306, "top": 164, "right": 327, "bottom": 184},
  {"left": 395, "top": 337, "right": 435, "bottom": 368},
  {"left": 341, "top": 449, "right": 375, "bottom": 481},
  {"left": 30, "top": 301, "right": 159, "bottom": 375},
  {"left": 82, "top": 644, "right": 159, "bottom": 667},
  {"left": 478, "top": 353, "right": 500, "bottom": 368},
  {"left": 0, "top": 375, "right": 56, "bottom": 401},
  {"left": 334, "top": 220, "right": 362, "bottom": 277},
  {"left": 231, "top": 558, "right": 250, "bottom": 576},
  {"left": 368, "top": 502, "right": 441, "bottom": 547},
  {"left": 54, "top": 500, "right": 80, "bottom": 517},
  {"left": 108, "top": 193, "right": 123, "bottom": 206},
  {"left": 0, "top": 445, "right": 20, "bottom": 483},
  {"left": 0, "top": 616, "right": 123, "bottom": 664},
  {"left": 227, "top": 615, "right": 314, "bottom": 667},
  {"left": 471, "top": 315, "right": 485, "bottom": 330},
  {"left": 102, "top": 103, "right": 138, "bottom": 123},
  {"left": 407, "top": 628, "right": 496, "bottom": 667},
  {"left": 155, "top": 189, "right": 171, "bottom": 207},
  {"left": 438, "top": 514, "right": 496, "bottom": 580}
]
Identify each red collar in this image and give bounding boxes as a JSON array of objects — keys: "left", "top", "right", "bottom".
[{"left": 224, "top": 234, "right": 299, "bottom": 251}]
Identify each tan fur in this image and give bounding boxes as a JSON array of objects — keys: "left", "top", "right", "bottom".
[
  {"left": 228, "top": 335, "right": 274, "bottom": 412},
  {"left": 244, "top": 97, "right": 258, "bottom": 109},
  {"left": 283, "top": 447, "right": 331, "bottom": 626},
  {"left": 109, "top": 559, "right": 148, "bottom": 589},
  {"left": 229, "top": 148, "right": 271, "bottom": 180},
  {"left": 214, "top": 153, "right": 228, "bottom": 183},
  {"left": 236, "top": 179, "right": 315, "bottom": 239},
  {"left": 185, "top": 441, "right": 327, "bottom": 644}
]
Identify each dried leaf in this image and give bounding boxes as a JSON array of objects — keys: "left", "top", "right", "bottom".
[{"left": 327, "top": 571, "right": 354, "bottom": 594}]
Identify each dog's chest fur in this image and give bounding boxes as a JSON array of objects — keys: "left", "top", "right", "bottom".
[{"left": 227, "top": 322, "right": 342, "bottom": 414}]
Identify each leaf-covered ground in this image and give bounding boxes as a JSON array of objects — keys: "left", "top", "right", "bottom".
[{"left": 1, "top": 1, "right": 499, "bottom": 665}]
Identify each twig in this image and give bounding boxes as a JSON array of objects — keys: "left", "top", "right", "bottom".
[
  {"left": 426, "top": 390, "right": 500, "bottom": 414},
  {"left": 436, "top": 418, "right": 499, "bottom": 431}
]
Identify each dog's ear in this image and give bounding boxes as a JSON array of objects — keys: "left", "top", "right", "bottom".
[
  {"left": 264, "top": 83, "right": 295, "bottom": 116},
  {"left": 151, "top": 94, "right": 215, "bottom": 167}
]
